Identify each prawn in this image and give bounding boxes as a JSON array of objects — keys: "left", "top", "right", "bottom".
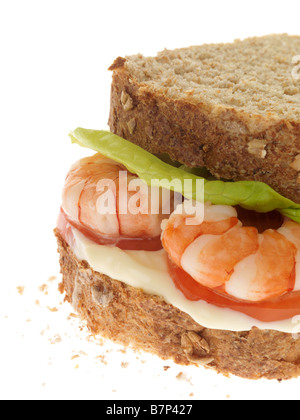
[
  {"left": 162, "top": 203, "right": 297, "bottom": 302},
  {"left": 62, "top": 153, "right": 173, "bottom": 241}
]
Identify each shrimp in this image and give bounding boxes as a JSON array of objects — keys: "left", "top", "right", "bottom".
[
  {"left": 161, "top": 204, "right": 239, "bottom": 268},
  {"left": 162, "top": 203, "right": 298, "bottom": 302},
  {"left": 278, "top": 219, "right": 300, "bottom": 291},
  {"left": 62, "top": 153, "right": 173, "bottom": 240}
]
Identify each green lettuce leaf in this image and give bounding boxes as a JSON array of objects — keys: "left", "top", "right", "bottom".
[{"left": 69, "top": 128, "right": 300, "bottom": 223}]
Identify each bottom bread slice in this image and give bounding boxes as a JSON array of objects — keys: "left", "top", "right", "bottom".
[{"left": 55, "top": 230, "right": 300, "bottom": 380}]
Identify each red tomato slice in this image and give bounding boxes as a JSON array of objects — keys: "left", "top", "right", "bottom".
[{"left": 167, "top": 257, "right": 300, "bottom": 323}]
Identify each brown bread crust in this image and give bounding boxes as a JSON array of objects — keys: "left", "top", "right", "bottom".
[
  {"left": 108, "top": 61, "right": 300, "bottom": 203},
  {"left": 56, "top": 229, "right": 300, "bottom": 380}
]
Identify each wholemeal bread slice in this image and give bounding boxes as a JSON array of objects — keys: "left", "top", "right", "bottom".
[
  {"left": 108, "top": 34, "right": 300, "bottom": 203},
  {"left": 56, "top": 230, "right": 300, "bottom": 380}
]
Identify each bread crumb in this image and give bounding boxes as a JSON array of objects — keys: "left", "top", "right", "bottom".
[
  {"left": 68, "top": 313, "right": 78, "bottom": 318},
  {"left": 95, "top": 355, "right": 107, "bottom": 365},
  {"left": 71, "top": 355, "right": 80, "bottom": 360},
  {"left": 163, "top": 366, "right": 171, "bottom": 371},
  {"left": 39, "top": 284, "right": 48, "bottom": 293},
  {"left": 49, "top": 334, "right": 62, "bottom": 344},
  {"left": 47, "top": 306, "right": 58, "bottom": 313},
  {"left": 40, "top": 326, "right": 50, "bottom": 336},
  {"left": 121, "top": 362, "right": 129, "bottom": 368},
  {"left": 17, "top": 286, "right": 25, "bottom": 296},
  {"left": 48, "top": 276, "right": 57, "bottom": 283},
  {"left": 176, "top": 372, "right": 185, "bottom": 381},
  {"left": 176, "top": 372, "right": 191, "bottom": 383}
]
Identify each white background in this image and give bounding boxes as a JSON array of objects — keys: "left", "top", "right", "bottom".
[{"left": 1, "top": 0, "right": 300, "bottom": 401}]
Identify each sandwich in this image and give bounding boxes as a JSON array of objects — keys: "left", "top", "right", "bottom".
[{"left": 55, "top": 34, "right": 300, "bottom": 380}]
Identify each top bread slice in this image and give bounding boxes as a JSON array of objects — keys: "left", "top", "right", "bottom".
[{"left": 108, "top": 34, "right": 300, "bottom": 203}]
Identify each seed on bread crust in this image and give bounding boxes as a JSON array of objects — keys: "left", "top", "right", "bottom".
[
  {"left": 127, "top": 118, "right": 136, "bottom": 134},
  {"left": 248, "top": 139, "right": 267, "bottom": 159},
  {"left": 121, "top": 91, "right": 134, "bottom": 111},
  {"left": 290, "top": 154, "right": 300, "bottom": 172},
  {"left": 181, "top": 332, "right": 213, "bottom": 365}
]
